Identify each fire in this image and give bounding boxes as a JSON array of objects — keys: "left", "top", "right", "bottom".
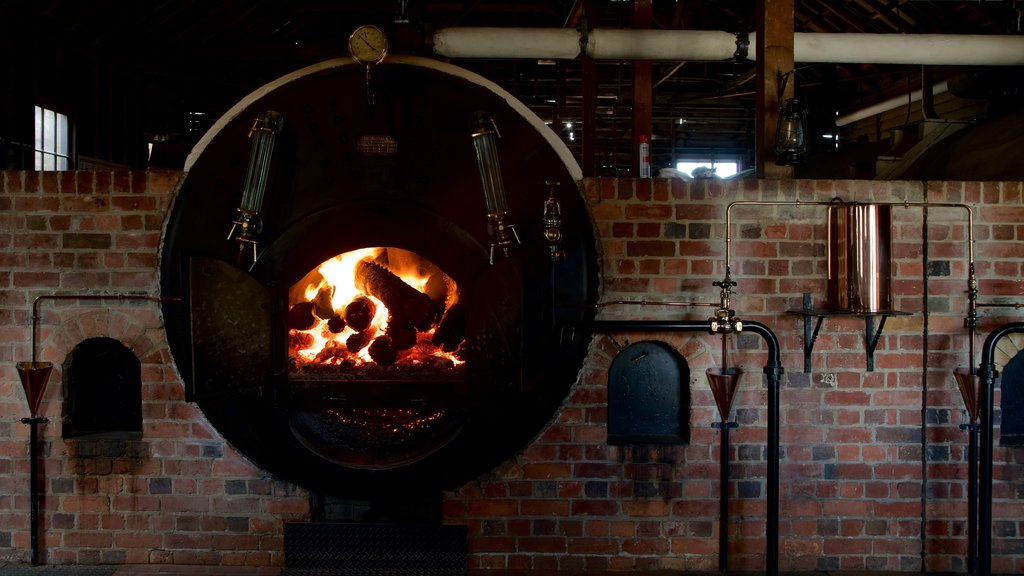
[{"left": 287, "top": 247, "right": 464, "bottom": 375}]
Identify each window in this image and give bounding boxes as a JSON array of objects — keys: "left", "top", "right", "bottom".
[
  {"left": 34, "top": 106, "right": 70, "bottom": 170},
  {"left": 677, "top": 160, "right": 738, "bottom": 179}
]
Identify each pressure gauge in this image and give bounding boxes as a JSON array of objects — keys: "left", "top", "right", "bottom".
[{"left": 348, "top": 25, "right": 389, "bottom": 66}]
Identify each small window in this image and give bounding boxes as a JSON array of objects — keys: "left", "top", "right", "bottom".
[
  {"left": 34, "top": 106, "right": 70, "bottom": 171},
  {"left": 677, "top": 160, "right": 738, "bottom": 179}
]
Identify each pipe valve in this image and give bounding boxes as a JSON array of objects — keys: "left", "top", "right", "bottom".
[{"left": 710, "top": 273, "right": 742, "bottom": 334}]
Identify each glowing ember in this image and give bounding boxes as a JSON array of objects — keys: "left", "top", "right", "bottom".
[{"left": 287, "top": 247, "right": 464, "bottom": 376}]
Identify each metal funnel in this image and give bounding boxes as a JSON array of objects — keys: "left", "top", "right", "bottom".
[
  {"left": 953, "top": 367, "right": 981, "bottom": 423},
  {"left": 16, "top": 362, "right": 53, "bottom": 418},
  {"left": 706, "top": 367, "right": 742, "bottom": 422}
]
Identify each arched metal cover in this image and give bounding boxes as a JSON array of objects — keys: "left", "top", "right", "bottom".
[
  {"left": 1001, "top": 352, "right": 1024, "bottom": 447},
  {"left": 607, "top": 341, "right": 690, "bottom": 445}
]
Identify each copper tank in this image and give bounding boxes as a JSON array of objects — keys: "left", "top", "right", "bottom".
[{"left": 827, "top": 201, "right": 893, "bottom": 312}]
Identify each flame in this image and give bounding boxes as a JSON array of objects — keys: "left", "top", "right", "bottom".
[{"left": 288, "top": 247, "right": 463, "bottom": 371}]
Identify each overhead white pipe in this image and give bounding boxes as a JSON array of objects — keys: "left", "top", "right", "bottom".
[
  {"left": 792, "top": 33, "right": 1024, "bottom": 66},
  {"left": 835, "top": 81, "right": 949, "bottom": 127},
  {"left": 588, "top": 29, "right": 740, "bottom": 61},
  {"left": 433, "top": 27, "right": 581, "bottom": 59},
  {"left": 433, "top": 27, "right": 1024, "bottom": 67}
]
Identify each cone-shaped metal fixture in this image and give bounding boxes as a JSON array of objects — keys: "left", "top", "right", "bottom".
[
  {"left": 707, "top": 367, "right": 743, "bottom": 422},
  {"left": 954, "top": 367, "right": 981, "bottom": 423},
  {"left": 17, "top": 361, "right": 53, "bottom": 418}
]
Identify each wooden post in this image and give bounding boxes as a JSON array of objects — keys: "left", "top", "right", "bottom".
[
  {"left": 633, "top": 0, "right": 653, "bottom": 177},
  {"left": 756, "top": 0, "right": 795, "bottom": 178},
  {"left": 579, "top": 0, "right": 598, "bottom": 177}
]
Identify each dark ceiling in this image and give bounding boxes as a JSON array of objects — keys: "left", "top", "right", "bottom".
[{"left": 6, "top": 0, "right": 1024, "bottom": 175}]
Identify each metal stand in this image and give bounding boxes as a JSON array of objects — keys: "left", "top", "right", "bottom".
[
  {"left": 20, "top": 416, "right": 48, "bottom": 566},
  {"left": 712, "top": 420, "right": 739, "bottom": 572}
]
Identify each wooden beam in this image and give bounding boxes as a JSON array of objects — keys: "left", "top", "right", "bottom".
[
  {"left": 633, "top": 0, "right": 653, "bottom": 177},
  {"left": 756, "top": 0, "right": 795, "bottom": 179},
  {"left": 581, "top": 0, "right": 597, "bottom": 177}
]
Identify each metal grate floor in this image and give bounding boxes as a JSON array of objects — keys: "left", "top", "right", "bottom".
[{"left": 282, "top": 522, "right": 467, "bottom": 576}]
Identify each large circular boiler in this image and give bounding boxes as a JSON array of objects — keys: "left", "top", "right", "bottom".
[{"left": 159, "top": 56, "right": 598, "bottom": 497}]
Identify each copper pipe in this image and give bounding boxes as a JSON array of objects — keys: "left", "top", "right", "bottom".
[
  {"left": 593, "top": 299, "right": 717, "bottom": 308},
  {"left": 20, "top": 293, "right": 181, "bottom": 566},
  {"left": 724, "top": 199, "right": 977, "bottom": 367}
]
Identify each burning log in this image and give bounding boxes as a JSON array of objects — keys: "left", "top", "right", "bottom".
[
  {"left": 327, "top": 315, "right": 346, "bottom": 334},
  {"left": 354, "top": 259, "right": 433, "bottom": 327},
  {"left": 288, "top": 302, "right": 318, "bottom": 331},
  {"left": 432, "top": 300, "right": 465, "bottom": 352},
  {"left": 346, "top": 327, "right": 376, "bottom": 353},
  {"left": 313, "top": 341, "right": 347, "bottom": 364},
  {"left": 368, "top": 335, "right": 397, "bottom": 366},
  {"left": 343, "top": 295, "right": 376, "bottom": 332},
  {"left": 312, "top": 286, "right": 335, "bottom": 320},
  {"left": 289, "top": 331, "right": 315, "bottom": 352},
  {"left": 386, "top": 322, "right": 417, "bottom": 351}
]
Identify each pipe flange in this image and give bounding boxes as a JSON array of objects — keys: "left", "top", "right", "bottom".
[{"left": 733, "top": 32, "right": 749, "bottom": 62}]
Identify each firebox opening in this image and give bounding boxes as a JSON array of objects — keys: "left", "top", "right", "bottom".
[
  {"left": 62, "top": 337, "right": 143, "bottom": 440},
  {"left": 286, "top": 246, "right": 465, "bottom": 379},
  {"left": 161, "top": 56, "right": 599, "bottom": 496}
]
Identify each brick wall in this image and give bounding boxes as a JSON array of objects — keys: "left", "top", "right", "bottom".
[
  {"left": 1, "top": 171, "right": 1023, "bottom": 572},
  {"left": 0, "top": 171, "right": 309, "bottom": 567},
  {"left": 443, "top": 178, "right": 1024, "bottom": 574}
]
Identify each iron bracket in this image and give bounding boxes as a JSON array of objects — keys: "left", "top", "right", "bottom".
[{"left": 788, "top": 292, "right": 910, "bottom": 373}]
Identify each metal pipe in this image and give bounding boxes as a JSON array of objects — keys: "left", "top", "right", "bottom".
[
  {"left": 20, "top": 416, "right": 46, "bottom": 565},
  {"left": 976, "top": 302, "right": 1024, "bottom": 309},
  {"left": 29, "top": 294, "right": 181, "bottom": 363},
  {"left": 835, "top": 81, "right": 948, "bottom": 127},
  {"left": 978, "top": 321, "right": 1024, "bottom": 576},
  {"left": 21, "top": 293, "right": 181, "bottom": 566},
  {"left": 584, "top": 319, "right": 782, "bottom": 576},
  {"left": 789, "top": 33, "right": 1024, "bottom": 66},
  {"left": 964, "top": 421, "right": 979, "bottom": 576},
  {"left": 594, "top": 299, "right": 718, "bottom": 308},
  {"left": 718, "top": 420, "right": 732, "bottom": 572},
  {"left": 743, "top": 320, "right": 784, "bottom": 576},
  {"left": 433, "top": 27, "right": 1024, "bottom": 67},
  {"left": 724, "top": 199, "right": 976, "bottom": 366}
]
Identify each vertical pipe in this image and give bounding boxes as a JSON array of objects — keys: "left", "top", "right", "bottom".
[
  {"left": 967, "top": 424, "right": 978, "bottom": 576},
  {"left": 764, "top": 363, "right": 780, "bottom": 576},
  {"left": 30, "top": 419, "right": 38, "bottom": 566},
  {"left": 584, "top": 319, "right": 781, "bottom": 575},
  {"left": 719, "top": 422, "right": 731, "bottom": 573},
  {"left": 979, "top": 361, "right": 995, "bottom": 576},
  {"left": 743, "top": 321, "right": 783, "bottom": 576},
  {"left": 978, "top": 322, "right": 1024, "bottom": 576},
  {"left": 21, "top": 417, "right": 43, "bottom": 566},
  {"left": 719, "top": 334, "right": 730, "bottom": 573}
]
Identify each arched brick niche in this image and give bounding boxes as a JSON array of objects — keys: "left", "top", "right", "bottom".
[{"left": 62, "top": 336, "right": 142, "bottom": 439}]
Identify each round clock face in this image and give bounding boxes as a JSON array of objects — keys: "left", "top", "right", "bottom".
[{"left": 348, "top": 25, "right": 388, "bottom": 65}]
